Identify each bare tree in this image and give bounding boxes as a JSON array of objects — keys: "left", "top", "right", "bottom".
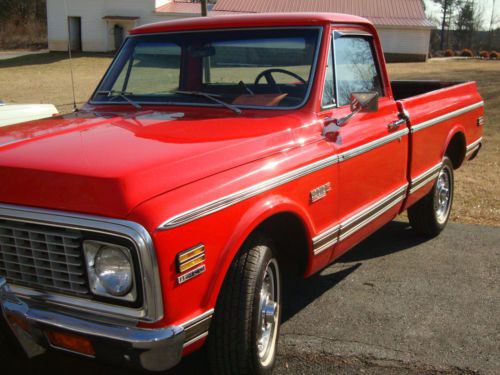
[
  {"left": 432, "top": 0, "right": 459, "bottom": 49},
  {"left": 0, "top": 0, "right": 45, "bottom": 21},
  {"left": 0, "top": 0, "right": 47, "bottom": 49},
  {"left": 456, "top": 1, "right": 473, "bottom": 48},
  {"left": 455, "top": 0, "right": 485, "bottom": 49},
  {"left": 489, "top": 0, "right": 498, "bottom": 48}
]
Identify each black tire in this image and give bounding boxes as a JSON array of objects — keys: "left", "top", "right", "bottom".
[
  {"left": 408, "top": 156, "right": 454, "bottom": 237},
  {"left": 207, "top": 234, "right": 281, "bottom": 375}
]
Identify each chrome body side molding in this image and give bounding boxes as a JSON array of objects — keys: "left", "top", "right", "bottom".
[
  {"left": 338, "top": 128, "right": 408, "bottom": 161},
  {"left": 409, "top": 162, "right": 443, "bottom": 194},
  {"left": 408, "top": 137, "right": 482, "bottom": 196},
  {"left": 338, "top": 185, "right": 407, "bottom": 242},
  {"left": 313, "top": 185, "right": 408, "bottom": 254},
  {"left": 466, "top": 137, "right": 482, "bottom": 158},
  {"left": 159, "top": 129, "right": 410, "bottom": 231},
  {"left": 313, "top": 225, "right": 340, "bottom": 255},
  {"left": 0, "top": 203, "right": 163, "bottom": 323},
  {"left": 180, "top": 309, "right": 214, "bottom": 347},
  {"left": 411, "top": 101, "right": 484, "bottom": 133},
  {"left": 158, "top": 154, "right": 340, "bottom": 230}
]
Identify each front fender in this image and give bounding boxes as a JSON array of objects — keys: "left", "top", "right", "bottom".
[
  {"left": 128, "top": 189, "right": 317, "bottom": 330},
  {"left": 127, "top": 136, "right": 341, "bottom": 329},
  {"left": 201, "top": 194, "right": 315, "bottom": 307}
]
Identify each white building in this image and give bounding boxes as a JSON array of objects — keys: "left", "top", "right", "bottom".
[
  {"left": 46, "top": 0, "right": 187, "bottom": 52},
  {"left": 46, "top": 0, "right": 434, "bottom": 62}
]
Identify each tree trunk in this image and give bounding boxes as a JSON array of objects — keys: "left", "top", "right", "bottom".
[
  {"left": 201, "top": 0, "right": 208, "bottom": 17},
  {"left": 489, "top": 0, "right": 497, "bottom": 49},
  {"left": 440, "top": 1, "right": 449, "bottom": 50}
]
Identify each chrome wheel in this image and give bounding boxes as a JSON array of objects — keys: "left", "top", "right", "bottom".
[
  {"left": 434, "top": 165, "right": 452, "bottom": 224},
  {"left": 256, "top": 258, "right": 280, "bottom": 367}
]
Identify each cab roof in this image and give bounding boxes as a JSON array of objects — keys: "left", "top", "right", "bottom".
[{"left": 130, "top": 12, "right": 372, "bottom": 35}]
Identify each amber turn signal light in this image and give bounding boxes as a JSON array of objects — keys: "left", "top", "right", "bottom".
[
  {"left": 46, "top": 330, "right": 96, "bottom": 357},
  {"left": 176, "top": 244, "right": 206, "bottom": 273}
]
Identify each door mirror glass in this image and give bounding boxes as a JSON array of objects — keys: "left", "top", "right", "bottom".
[{"left": 350, "top": 91, "right": 379, "bottom": 113}]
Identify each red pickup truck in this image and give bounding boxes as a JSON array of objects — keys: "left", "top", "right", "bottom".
[{"left": 0, "top": 13, "right": 484, "bottom": 374}]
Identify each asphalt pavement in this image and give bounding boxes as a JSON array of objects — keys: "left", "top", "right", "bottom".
[{"left": 1, "top": 221, "right": 498, "bottom": 374}]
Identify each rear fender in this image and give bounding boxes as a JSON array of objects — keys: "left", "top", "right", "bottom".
[{"left": 442, "top": 125, "right": 466, "bottom": 167}]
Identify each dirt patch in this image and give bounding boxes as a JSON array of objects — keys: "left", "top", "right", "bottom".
[{"left": 0, "top": 52, "right": 113, "bottom": 113}]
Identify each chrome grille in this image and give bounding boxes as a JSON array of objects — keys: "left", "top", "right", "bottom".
[{"left": 0, "top": 220, "right": 88, "bottom": 296}]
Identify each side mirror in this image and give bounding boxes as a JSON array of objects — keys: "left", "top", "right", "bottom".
[
  {"left": 322, "top": 91, "right": 379, "bottom": 140},
  {"left": 350, "top": 92, "right": 379, "bottom": 113},
  {"left": 331, "top": 91, "right": 379, "bottom": 128}
]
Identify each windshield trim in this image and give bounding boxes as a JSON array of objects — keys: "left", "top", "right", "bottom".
[{"left": 89, "top": 26, "right": 323, "bottom": 111}]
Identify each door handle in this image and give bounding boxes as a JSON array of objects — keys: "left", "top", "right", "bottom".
[{"left": 388, "top": 118, "right": 406, "bottom": 131}]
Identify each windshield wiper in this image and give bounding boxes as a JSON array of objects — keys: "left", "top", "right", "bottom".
[
  {"left": 96, "top": 90, "right": 142, "bottom": 110},
  {"left": 174, "top": 90, "right": 242, "bottom": 115}
]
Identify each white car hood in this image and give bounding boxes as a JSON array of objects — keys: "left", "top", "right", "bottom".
[{"left": 0, "top": 103, "right": 58, "bottom": 127}]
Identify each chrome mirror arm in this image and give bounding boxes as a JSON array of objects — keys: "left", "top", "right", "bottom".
[
  {"left": 322, "top": 107, "right": 361, "bottom": 137},
  {"left": 336, "top": 107, "right": 362, "bottom": 127}
]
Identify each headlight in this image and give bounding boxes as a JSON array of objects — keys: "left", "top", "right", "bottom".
[
  {"left": 95, "top": 246, "right": 133, "bottom": 296},
  {"left": 83, "top": 240, "right": 136, "bottom": 301}
]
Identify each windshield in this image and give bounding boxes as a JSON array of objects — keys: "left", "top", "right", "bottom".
[{"left": 92, "top": 28, "right": 321, "bottom": 110}]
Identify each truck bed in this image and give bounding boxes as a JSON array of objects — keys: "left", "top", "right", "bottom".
[
  {"left": 393, "top": 80, "right": 484, "bottom": 210},
  {"left": 391, "top": 80, "right": 465, "bottom": 101}
]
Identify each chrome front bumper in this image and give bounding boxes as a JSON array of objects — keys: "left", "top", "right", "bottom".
[{"left": 0, "top": 277, "right": 185, "bottom": 372}]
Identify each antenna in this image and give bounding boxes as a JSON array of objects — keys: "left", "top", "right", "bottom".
[{"left": 64, "top": 0, "right": 78, "bottom": 112}]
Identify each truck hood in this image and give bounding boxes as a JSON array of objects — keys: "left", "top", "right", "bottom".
[{"left": 0, "top": 109, "right": 313, "bottom": 218}]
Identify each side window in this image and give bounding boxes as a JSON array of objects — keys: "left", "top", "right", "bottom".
[
  {"left": 321, "top": 41, "right": 335, "bottom": 108},
  {"left": 335, "top": 36, "right": 383, "bottom": 107}
]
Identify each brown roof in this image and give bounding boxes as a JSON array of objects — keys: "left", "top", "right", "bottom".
[
  {"left": 212, "top": 0, "right": 434, "bottom": 28},
  {"left": 156, "top": 1, "right": 219, "bottom": 15}
]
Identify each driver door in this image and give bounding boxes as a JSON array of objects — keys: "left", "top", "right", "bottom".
[{"left": 320, "top": 30, "right": 408, "bottom": 259}]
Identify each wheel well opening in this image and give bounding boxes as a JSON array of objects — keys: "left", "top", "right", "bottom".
[
  {"left": 446, "top": 132, "right": 466, "bottom": 169},
  {"left": 254, "top": 213, "right": 309, "bottom": 278}
]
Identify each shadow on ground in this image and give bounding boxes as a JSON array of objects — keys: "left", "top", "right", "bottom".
[
  {"left": 1, "top": 220, "right": 431, "bottom": 374},
  {"left": 281, "top": 220, "right": 428, "bottom": 323},
  {"left": 337, "top": 220, "right": 427, "bottom": 263},
  {"left": 0, "top": 52, "right": 114, "bottom": 68}
]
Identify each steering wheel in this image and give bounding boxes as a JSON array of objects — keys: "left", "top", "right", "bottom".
[{"left": 254, "top": 69, "right": 307, "bottom": 93}]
